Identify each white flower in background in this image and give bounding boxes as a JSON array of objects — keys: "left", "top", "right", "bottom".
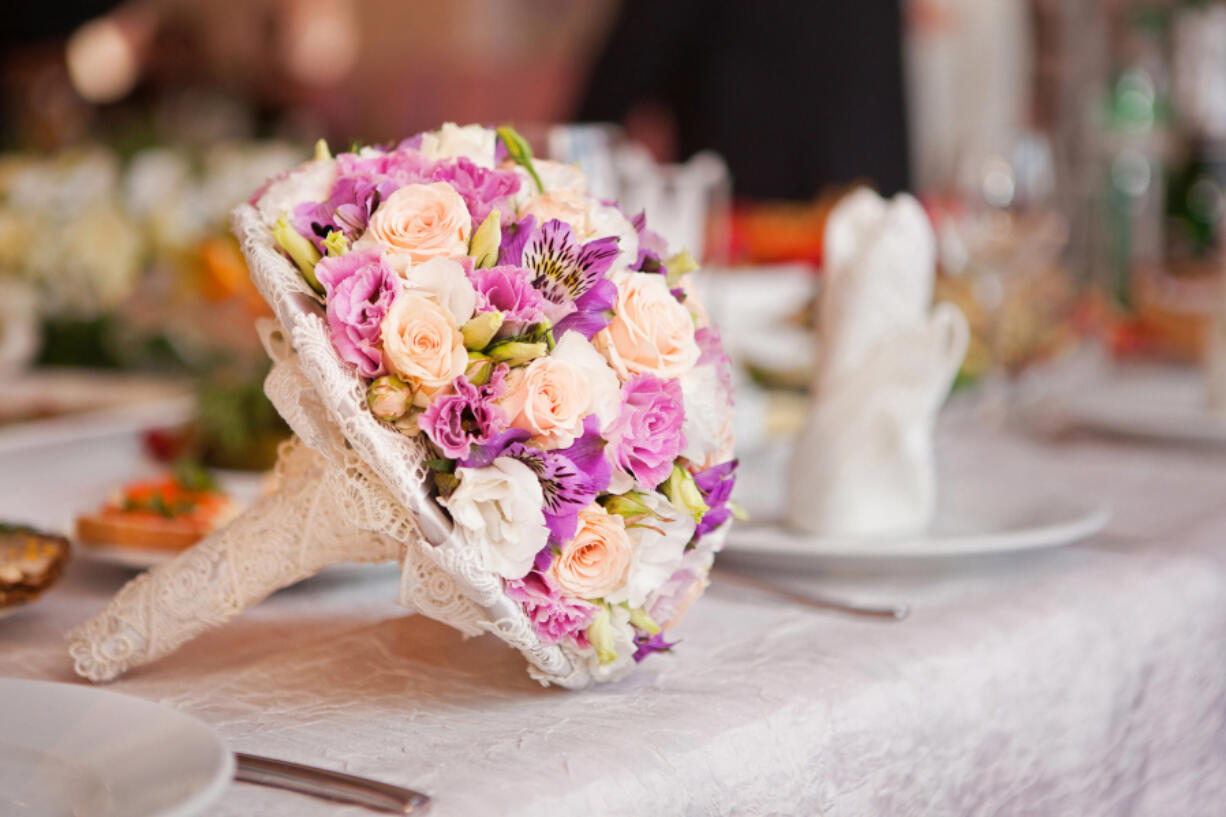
[
  {"left": 440, "top": 457, "right": 549, "bottom": 580},
  {"left": 420, "top": 122, "right": 497, "bottom": 169},
  {"left": 402, "top": 256, "right": 478, "bottom": 325},
  {"left": 608, "top": 491, "right": 694, "bottom": 608},
  {"left": 255, "top": 158, "right": 336, "bottom": 228}
]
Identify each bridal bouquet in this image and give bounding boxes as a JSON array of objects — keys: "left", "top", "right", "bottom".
[{"left": 258, "top": 123, "right": 737, "bottom": 678}]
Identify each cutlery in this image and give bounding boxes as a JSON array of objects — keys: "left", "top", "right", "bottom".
[
  {"left": 711, "top": 567, "right": 910, "bottom": 620},
  {"left": 235, "top": 752, "right": 430, "bottom": 813}
]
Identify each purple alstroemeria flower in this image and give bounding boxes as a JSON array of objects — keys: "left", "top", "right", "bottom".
[
  {"left": 499, "top": 217, "right": 621, "bottom": 339},
  {"left": 605, "top": 374, "right": 686, "bottom": 489},
  {"left": 419, "top": 366, "right": 512, "bottom": 460},
  {"left": 503, "top": 415, "right": 611, "bottom": 544},
  {"left": 505, "top": 569, "right": 596, "bottom": 647},
  {"left": 430, "top": 157, "right": 520, "bottom": 229},
  {"left": 632, "top": 631, "right": 677, "bottom": 663},
  {"left": 469, "top": 264, "right": 547, "bottom": 335},
  {"left": 693, "top": 459, "right": 738, "bottom": 538},
  {"left": 314, "top": 248, "right": 398, "bottom": 378}
]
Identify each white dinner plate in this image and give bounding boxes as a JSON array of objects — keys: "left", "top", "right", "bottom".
[
  {"left": 1053, "top": 366, "right": 1226, "bottom": 445},
  {"left": 0, "top": 679, "right": 232, "bottom": 817},
  {"left": 721, "top": 491, "right": 1110, "bottom": 567}
]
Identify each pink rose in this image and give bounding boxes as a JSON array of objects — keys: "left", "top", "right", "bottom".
[
  {"left": 359, "top": 182, "right": 471, "bottom": 269},
  {"left": 596, "top": 270, "right": 700, "bottom": 380},
  {"left": 551, "top": 505, "right": 632, "bottom": 599},
  {"left": 500, "top": 331, "right": 620, "bottom": 449},
  {"left": 379, "top": 291, "right": 467, "bottom": 401}
]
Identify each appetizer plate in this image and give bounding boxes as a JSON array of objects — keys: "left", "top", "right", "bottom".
[
  {"left": 0, "top": 679, "right": 232, "bottom": 817},
  {"left": 73, "top": 470, "right": 266, "bottom": 571},
  {"left": 722, "top": 487, "right": 1110, "bottom": 568}
]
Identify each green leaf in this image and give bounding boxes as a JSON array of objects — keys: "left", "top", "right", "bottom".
[{"left": 496, "top": 125, "right": 544, "bottom": 193}]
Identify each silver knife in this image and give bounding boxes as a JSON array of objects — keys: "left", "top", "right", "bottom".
[{"left": 235, "top": 752, "right": 431, "bottom": 813}]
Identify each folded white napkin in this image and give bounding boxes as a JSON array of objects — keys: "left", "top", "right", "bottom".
[{"left": 786, "top": 188, "right": 968, "bottom": 537}]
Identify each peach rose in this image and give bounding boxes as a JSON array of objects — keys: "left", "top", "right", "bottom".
[
  {"left": 551, "top": 505, "right": 632, "bottom": 599},
  {"left": 380, "top": 291, "right": 467, "bottom": 402},
  {"left": 596, "top": 270, "right": 700, "bottom": 380},
  {"left": 359, "top": 182, "right": 471, "bottom": 270},
  {"left": 500, "top": 332, "right": 620, "bottom": 449}
]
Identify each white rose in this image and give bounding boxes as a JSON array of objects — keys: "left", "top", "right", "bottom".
[
  {"left": 440, "top": 457, "right": 549, "bottom": 580},
  {"left": 420, "top": 123, "right": 497, "bottom": 169},
  {"left": 608, "top": 491, "right": 694, "bottom": 608},
  {"left": 256, "top": 159, "right": 336, "bottom": 228},
  {"left": 402, "top": 256, "right": 477, "bottom": 324},
  {"left": 680, "top": 364, "right": 735, "bottom": 465}
]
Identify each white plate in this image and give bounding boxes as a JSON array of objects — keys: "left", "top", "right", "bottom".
[
  {"left": 1054, "top": 366, "right": 1226, "bottom": 445},
  {"left": 0, "top": 679, "right": 232, "bottom": 817},
  {"left": 722, "top": 492, "right": 1109, "bottom": 567}
]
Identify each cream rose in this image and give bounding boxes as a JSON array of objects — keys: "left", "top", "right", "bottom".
[
  {"left": 380, "top": 291, "right": 467, "bottom": 401},
  {"left": 358, "top": 182, "right": 471, "bottom": 270},
  {"left": 441, "top": 457, "right": 548, "bottom": 579},
  {"left": 551, "top": 505, "right": 632, "bottom": 599},
  {"left": 500, "top": 331, "right": 620, "bottom": 449},
  {"left": 420, "top": 123, "right": 497, "bottom": 169},
  {"left": 596, "top": 270, "right": 700, "bottom": 380}
]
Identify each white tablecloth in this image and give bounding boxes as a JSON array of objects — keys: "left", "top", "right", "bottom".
[{"left": 2, "top": 409, "right": 1225, "bottom": 816}]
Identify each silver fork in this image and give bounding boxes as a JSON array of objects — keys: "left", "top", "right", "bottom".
[{"left": 235, "top": 753, "right": 430, "bottom": 813}]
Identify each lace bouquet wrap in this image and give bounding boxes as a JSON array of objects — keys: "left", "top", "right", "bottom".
[{"left": 69, "top": 124, "right": 737, "bottom": 688}]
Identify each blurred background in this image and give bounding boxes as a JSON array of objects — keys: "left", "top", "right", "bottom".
[{"left": 0, "top": 0, "right": 1222, "bottom": 468}]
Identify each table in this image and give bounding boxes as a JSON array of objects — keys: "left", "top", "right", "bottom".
[{"left": 2, "top": 410, "right": 1225, "bottom": 816}]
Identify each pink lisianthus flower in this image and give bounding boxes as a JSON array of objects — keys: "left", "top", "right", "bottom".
[
  {"left": 314, "top": 248, "right": 398, "bottom": 378},
  {"left": 429, "top": 157, "right": 521, "bottom": 229},
  {"left": 469, "top": 265, "right": 547, "bottom": 335},
  {"left": 418, "top": 365, "right": 511, "bottom": 460},
  {"left": 505, "top": 568, "right": 597, "bottom": 647},
  {"left": 605, "top": 374, "right": 686, "bottom": 488}
]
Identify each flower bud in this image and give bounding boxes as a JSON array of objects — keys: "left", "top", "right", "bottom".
[
  {"left": 663, "top": 463, "right": 709, "bottom": 524},
  {"left": 468, "top": 209, "right": 502, "bottom": 269},
  {"left": 272, "top": 213, "right": 323, "bottom": 294},
  {"left": 627, "top": 606, "right": 661, "bottom": 636},
  {"left": 487, "top": 339, "right": 547, "bottom": 367},
  {"left": 587, "top": 606, "right": 618, "bottom": 665},
  {"left": 665, "top": 249, "right": 699, "bottom": 287},
  {"left": 461, "top": 311, "right": 504, "bottom": 351},
  {"left": 314, "top": 138, "right": 332, "bottom": 161},
  {"left": 366, "top": 375, "right": 412, "bottom": 421},
  {"left": 601, "top": 492, "right": 655, "bottom": 520},
  {"left": 323, "top": 230, "right": 350, "bottom": 257}
]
